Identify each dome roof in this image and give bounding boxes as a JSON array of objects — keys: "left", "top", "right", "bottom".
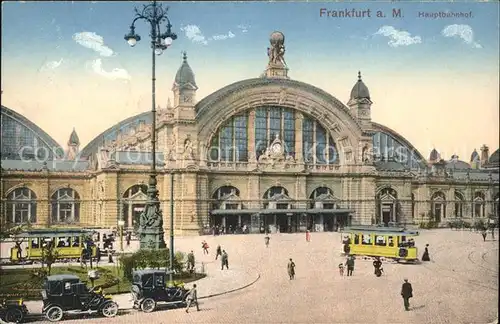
[
  {"left": 470, "top": 149, "right": 480, "bottom": 162},
  {"left": 489, "top": 148, "right": 499, "bottom": 164},
  {"left": 350, "top": 71, "right": 370, "bottom": 100},
  {"left": 429, "top": 148, "right": 440, "bottom": 161},
  {"left": 68, "top": 128, "right": 80, "bottom": 145},
  {"left": 173, "top": 52, "right": 197, "bottom": 89},
  {"left": 1, "top": 105, "right": 64, "bottom": 160}
]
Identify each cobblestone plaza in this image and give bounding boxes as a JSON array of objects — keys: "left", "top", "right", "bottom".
[{"left": 24, "top": 230, "right": 498, "bottom": 324}]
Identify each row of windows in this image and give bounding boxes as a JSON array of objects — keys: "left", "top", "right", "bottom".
[
  {"left": 209, "top": 107, "right": 338, "bottom": 163},
  {"left": 372, "top": 132, "right": 423, "bottom": 168}
]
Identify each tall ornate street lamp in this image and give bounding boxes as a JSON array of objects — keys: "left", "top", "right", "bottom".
[{"left": 124, "top": 1, "right": 177, "bottom": 276}]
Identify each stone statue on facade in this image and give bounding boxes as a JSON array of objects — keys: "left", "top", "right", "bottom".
[
  {"left": 183, "top": 136, "right": 194, "bottom": 160},
  {"left": 362, "top": 144, "right": 372, "bottom": 164},
  {"left": 166, "top": 134, "right": 177, "bottom": 161}
]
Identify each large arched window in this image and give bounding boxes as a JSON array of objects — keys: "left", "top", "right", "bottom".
[
  {"left": 372, "top": 131, "right": 423, "bottom": 169},
  {"left": 474, "top": 191, "right": 485, "bottom": 218},
  {"left": 309, "top": 187, "right": 338, "bottom": 209},
  {"left": 51, "top": 188, "right": 80, "bottom": 224},
  {"left": 122, "top": 184, "right": 148, "bottom": 230},
  {"left": 454, "top": 191, "right": 464, "bottom": 218},
  {"left": 207, "top": 106, "right": 338, "bottom": 164},
  {"left": 211, "top": 186, "right": 241, "bottom": 210},
  {"left": 6, "top": 188, "right": 37, "bottom": 224},
  {"left": 263, "top": 186, "right": 291, "bottom": 209},
  {"left": 431, "top": 191, "right": 446, "bottom": 222}
]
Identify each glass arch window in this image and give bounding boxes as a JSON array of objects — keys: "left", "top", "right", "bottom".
[
  {"left": 372, "top": 132, "right": 424, "bottom": 169},
  {"left": 51, "top": 188, "right": 80, "bottom": 224},
  {"left": 122, "top": 184, "right": 148, "bottom": 230},
  {"left": 208, "top": 106, "right": 338, "bottom": 164},
  {"left": 6, "top": 188, "right": 37, "bottom": 224},
  {"left": 211, "top": 186, "right": 240, "bottom": 210}
]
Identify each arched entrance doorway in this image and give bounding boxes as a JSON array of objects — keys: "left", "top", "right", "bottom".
[
  {"left": 210, "top": 186, "right": 242, "bottom": 233},
  {"left": 431, "top": 191, "right": 446, "bottom": 223},
  {"left": 376, "top": 187, "right": 398, "bottom": 226},
  {"left": 263, "top": 186, "right": 292, "bottom": 233},
  {"left": 122, "top": 184, "right": 148, "bottom": 232}
]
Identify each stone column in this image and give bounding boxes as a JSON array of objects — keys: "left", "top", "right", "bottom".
[
  {"left": 103, "top": 172, "right": 118, "bottom": 228},
  {"left": 248, "top": 110, "right": 256, "bottom": 162},
  {"left": 295, "top": 112, "right": 304, "bottom": 163}
]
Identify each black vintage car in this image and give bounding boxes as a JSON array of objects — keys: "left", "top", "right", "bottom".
[
  {"left": 131, "top": 270, "right": 188, "bottom": 313},
  {"left": 0, "top": 298, "right": 28, "bottom": 323},
  {"left": 41, "top": 274, "right": 119, "bottom": 322}
]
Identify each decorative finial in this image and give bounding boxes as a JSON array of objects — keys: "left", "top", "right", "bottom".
[
  {"left": 358, "top": 71, "right": 362, "bottom": 81},
  {"left": 182, "top": 51, "right": 187, "bottom": 62}
]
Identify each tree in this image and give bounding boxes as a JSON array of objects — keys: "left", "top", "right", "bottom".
[
  {"left": 41, "top": 243, "right": 59, "bottom": 275},
  {"left": 0, "top": 224, "right": 26, "bottom": 240}
]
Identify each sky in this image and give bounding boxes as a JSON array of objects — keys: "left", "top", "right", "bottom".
[{"left": 1, "top": 1, "right": 499, "bottom": 161}]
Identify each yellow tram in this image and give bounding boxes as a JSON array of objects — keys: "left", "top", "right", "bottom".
[
  {"left": 10, "top": 228, "right": 97, "bottom": 263},
  {"left": 342, "top": 226, "right": 420, "bottom": 262}
]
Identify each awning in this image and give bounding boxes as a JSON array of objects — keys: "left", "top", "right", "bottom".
[{"left": 210, "top": 208, "right": 354, "bottom": 216}]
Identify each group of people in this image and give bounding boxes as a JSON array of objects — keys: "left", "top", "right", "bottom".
[{"left": 211, "top": 224, "right": 249, "bottom": 236}]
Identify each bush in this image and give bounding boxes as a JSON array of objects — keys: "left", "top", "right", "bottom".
[{"left": 119, "top": 249, "right": 187, "bottom": 281}]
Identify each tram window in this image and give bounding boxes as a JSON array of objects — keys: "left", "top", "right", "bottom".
[
  {"left": 388, "top": 236, "right": 394, "bottom": 247},
  {"left": 31, "top": 238, "right": 39, "bottom": 248},
  {"left": 375, "top": 235, "right": 386, "bottom": 246},
  {"left": 155, "top": 275, "right": 165, "bottom": 288},
  {"left": 354, "top": 234, "right": 360, "bottom": 244},
  {"left": 362, "top": 235, "right": 372, "bottom": 245},
  {"left": 72, "top": 237, "right": 80, "bottom": 247},
  {"left": 64, "top": 282, "right": 71, "bottom": 292},
  {"left": 57, "top": 237, "right": 67, "bottom": 248}
]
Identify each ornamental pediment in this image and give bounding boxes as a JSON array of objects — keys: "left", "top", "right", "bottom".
[
  {"left": 220, "top": 192, "right": 241, "bottom": 201},
  {"left": 269, "top": 193, "right": 292, "bottom": 201},
  {"left": 314, "top": 193, "right": 338, "bottom": 201}
]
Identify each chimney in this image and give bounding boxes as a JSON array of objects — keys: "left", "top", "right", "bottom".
[{"left": 480, "top": 144, "right": 489, "bottom": 166}]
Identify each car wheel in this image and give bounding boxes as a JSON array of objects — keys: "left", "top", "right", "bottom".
[
  {"left": 4, "top": 308, "right": 24, "bottom": 323},
  {"left": 101, "top": 301, "right": 119, "bottom": 318},
  {"left": 140, "top": 298, "right": 156, "bottom": 313},
  {"left": 46, "top": 305, "right": 64, "bottom": 322}
]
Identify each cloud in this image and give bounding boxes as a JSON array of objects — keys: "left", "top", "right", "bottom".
[
  {"left": 374, "top": 26, "right": 422, "bottom": 47},
  {"left": 87, "top": 59, "right": 131, "bottom": 81},
  {"left": 180, "top": 25, "right": 208, "bottom": 45},
  {"left": 209, "top": 31, "right": 235, "bottom": 41},
  {"left": 441, "top": 24, "right": 482, "bottom": 48},
  {"left": 72, "top": 32, "right": 114, "bottom": 57},
  {"left": 39, "top": 58, "right": 64, "bottom": 72},
  {"left": 237, "top": 24, "right": 251, "bottom": 33}
]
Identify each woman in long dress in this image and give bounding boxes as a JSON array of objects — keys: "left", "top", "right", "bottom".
[{"left": 422, "top": 244, "right": 430, "bottom": 261}]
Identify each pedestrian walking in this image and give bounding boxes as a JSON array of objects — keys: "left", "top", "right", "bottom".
[
  {"left": 185, "top": 284, "right": 200, "bottom": 312},
  {"left": 481, "top": 229, "right": 487, "bottom": 242},
  {"left": 80, "top": 247, "right": 87, "bottom": 269},
  {"left": 187, "top": 250, "right": 195, "bottom": 272},
  {"left": 345, "top": 256, "right": 355, "bottom": 276},
  {"left": 215, "top": 245, "right": 222, "bottom": 260},
  {"left": 221, "top": 250, "right": 229, "bottom": 270},
  {"left": 338, "top": 263, "right": 344, "bottom": 277},
  {"left": 421, "top": 244, "right": 430, "bottom": 261},
  {"left": 400, "top": 278, "right": 413, "bottom": 311},
  {"left": 95, "top": 245, "right": 101, "bottom": 266},
  {"left": 287, "top": 258, "right": 296, "bottom": 280},
  {"left": 265, "top": 235, "right": 270, "bottom": 248},
  {"left": 126, "top": 232, "right": 131, "bottom": 247},
  {"left": 305, "top": 230, "right": 311, "bottom": 242},
  {"left": 202, "top": 241, "right": 209, "bottom": 254},
  {"left": 107, "top": 248, "right": 114, "bottom": 263}
]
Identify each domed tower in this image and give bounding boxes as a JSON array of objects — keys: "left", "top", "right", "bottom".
[
  {"left": 347, "top": 71, "right": 372, "bottom": 129},
  {"left": 67, "top": 128, "right": 80, "bottom": 160},
  {"left": 172, "top": 52, "right": 198, "bottom": 120},
  {"left": 428, "top": 148, "right": 440, "bottom": 164},
  {"left": 470, "top": 148, "right": 480, "bottom": 169}
]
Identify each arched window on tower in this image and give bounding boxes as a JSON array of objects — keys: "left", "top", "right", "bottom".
[
  {"left": 51, "top": 188, "right": 80, "bottom": 224},
  {"left": 6, "top": 188, "right": 37, "bottom": 224}
]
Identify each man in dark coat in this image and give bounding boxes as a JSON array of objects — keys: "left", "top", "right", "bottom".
[
  {"left": 345, "top": 256, "right": 355, "bottom": 276},
  {"left": 221, "top": 250, "right": 229, "bottom": 270},
  {"left": 401, "top": 279, "right": 413, "bottom": 311},
  {"left": 287, "top": 258, "right": 296, "bottom": 280},
  {"left": 215, "top": 245, "right": 222, "bottom": 260}
]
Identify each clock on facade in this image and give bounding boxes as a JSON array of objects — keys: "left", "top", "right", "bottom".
[
  {"left": 271, "top": 143, "right": 282, "bottom": 154},
  {"left": 182, "top": 95, "right": 192, "bottom": 103}
]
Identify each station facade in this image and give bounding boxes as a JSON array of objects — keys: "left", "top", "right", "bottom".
[{"left": 1, "top": 33, "right": 499, "bottom": 236}]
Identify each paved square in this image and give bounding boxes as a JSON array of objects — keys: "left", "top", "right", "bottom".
[{"left": 30, "top": 229, "right": 498, "bottom": 324}]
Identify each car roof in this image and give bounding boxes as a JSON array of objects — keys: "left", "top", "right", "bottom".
[
  {"left": 46, "top": 274, "right": 81, "bottom": 281},
  {"left": 133, "top": 269, "right": 168, "bottom": 276},
  {"left": 344, "top": 226, "right": 419, "bottom": 236}
]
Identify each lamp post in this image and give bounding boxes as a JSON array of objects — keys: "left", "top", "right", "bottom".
[{"left": 124, "top": 0, "right": 177, "bottom": 273}]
